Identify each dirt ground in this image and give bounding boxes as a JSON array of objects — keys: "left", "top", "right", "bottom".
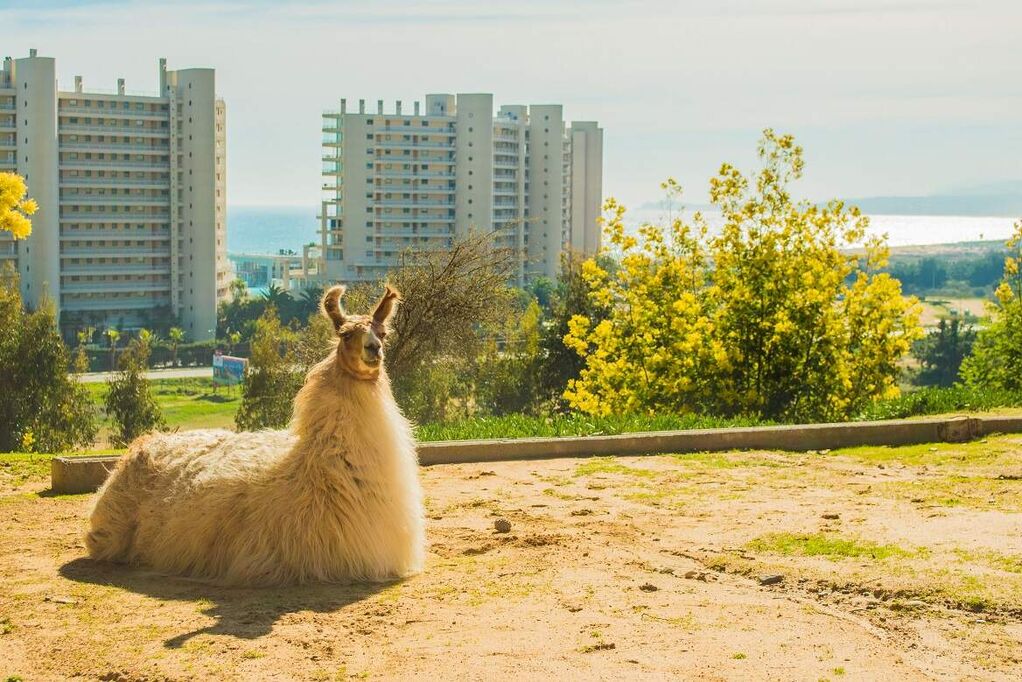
[{"left": 3, "top": 436, "right": 1022, "bottom": 681}]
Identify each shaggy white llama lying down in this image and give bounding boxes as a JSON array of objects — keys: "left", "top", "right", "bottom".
[{"left": 85, "top": 285, "right": 425, "bottom": 586}]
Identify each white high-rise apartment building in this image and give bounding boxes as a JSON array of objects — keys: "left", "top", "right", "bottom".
[
  {"left": 0, "top": 49, "right": 229, "bottom": 341},
  {"left": 320, "top": 94, "right": 603, "bottom": 285}
]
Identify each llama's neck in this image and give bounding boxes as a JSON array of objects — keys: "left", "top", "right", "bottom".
[{"left": 285, "top": 353, "right": 410, "bottom": 468}]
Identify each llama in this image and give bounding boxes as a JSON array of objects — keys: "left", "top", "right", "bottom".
[{"left": 84, "top": 285, "right": 425, "bottom": 586}]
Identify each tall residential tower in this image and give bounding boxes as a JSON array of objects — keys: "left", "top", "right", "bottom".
[
  {"left": 320, "top": 94, "right": 603, "bottom": 284},
  {"left": 0, "top": 49, "right": 229, "bottom": 340}
]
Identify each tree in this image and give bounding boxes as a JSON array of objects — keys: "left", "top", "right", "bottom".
[
  {"left": 227, "top": 330, "right": 242, "bottom": 355},
  {"left": 526, "top": 276, "right": 556, "bottom": 311},
  {"left": 381, "top": 232, "right": 519, "bottom": 423},
  {"left": 911, "top": 317, "right": 976, "bottom": 387},
  {"left": 168, "top": 327, "right": 186, "bottom": 367},
  {"left": 297, "top": 285, "right": 325, "bottom": 320},
  {"left": 538, "top": 252, "right": 612, "bottom": 409},
  {"left": 0, "top": 172, "right": 37, "bottom": 239},
  {"left": 475, "top": 298, "right": 546, "bottom": 415},
  {"left": 961, "top": 220, "right": 1022, "bottom": 392},
  {"left": 262, "top": 283, "right": 292, "bottom": 309},
  {"left": 230, "top": 278, "right": 247, "bottom": 302},
  {"left": 235, "top": 306, "right": 303, "bottom": 430},
  {"left": 105, "top": 330, "right": 166, "bottom": 447},
  {"left": 0, "top": 268, "right": 96, "bottom": 452},
  {"left": 565, "top": 131, "right": 922, "bottom": 422},
  {"left": 105, "top": 328, "right": 120, "bottom": 371},
  {"left": 73, "top": 326, "right": 95, "bottom": 375}
]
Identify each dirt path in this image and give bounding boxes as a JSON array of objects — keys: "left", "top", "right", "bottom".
[{"left": 3, "top": 437, "right": 1022, "bottom": 680}]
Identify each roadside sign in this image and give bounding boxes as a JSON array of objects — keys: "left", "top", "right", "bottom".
[{"left": 212, "top": 352, "right": 247, "bottom": 386}]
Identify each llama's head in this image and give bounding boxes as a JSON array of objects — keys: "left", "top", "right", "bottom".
[{"left": 321, "top": 284, "right": 400, "bottom": 381}]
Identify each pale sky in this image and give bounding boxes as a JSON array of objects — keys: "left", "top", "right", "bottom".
[{"left": 3, "top": 0, "right": 1020, "bottom": 209}]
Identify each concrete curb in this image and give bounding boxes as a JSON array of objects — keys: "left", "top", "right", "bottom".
[{"left": 50, "top": 414, "right": 1022, "bottom": 494}]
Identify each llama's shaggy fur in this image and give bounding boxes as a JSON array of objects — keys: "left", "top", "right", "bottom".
[{"left": 85, "top": 286, "right": 424, "bottom": 586}]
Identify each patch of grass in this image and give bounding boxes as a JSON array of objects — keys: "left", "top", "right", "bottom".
[
  {"left": 671, "top": 452, "right": 788, "bottom": 469},
  {"left": 882, "top": 475, "right": 1022, "bottom": 512},
  {"left": 0, "top": 453, "right": 52, "bottom": 487},
  {"left": 745, "top": 533, "right": 921, "bottom": 561},
  {"left": 415, "top": 412, "right": 768, "bottom": 442},
  {"left": 829, "top": 437, "right": 1021, "bottom": 468},
  {"left": 953, "top": 548, "right": 1022, "bottom": 574},
  {"left": 542, "top": 487, "right": 577, "bottom": 500},
  {"left": 240, "top": 650, "right": 265, "bottom": 660},
  {"left": 623, "top": 489, "right": 673, "bottom": 505},
  {"left": 732, "top": 652, "right": 747, "bottom": 660},
  {"left": 832, "top": 667, "right": 846, "bottom": 676},
  {"left": 0, "top": 451, "right": 121, "bottom": 493},
  {"left": 856, "top": 385, "right": 1022, "bottom": 422},
  {"left": 87, "top": 377, "right": 240, "bottom": 434},
  {"left": 574, "top": 457, "right": 658, "bottom": 479}
]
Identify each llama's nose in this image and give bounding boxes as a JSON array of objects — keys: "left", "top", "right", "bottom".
[{"left": 366, "top": 340, "right": 381, "bottom": 356}]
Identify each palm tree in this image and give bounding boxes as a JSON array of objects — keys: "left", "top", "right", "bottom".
[
  {"left": 229, "top": 278, "right": 247, "bottom": 302},
  {"left": 105, "top": 328, "right": 120, "bottom": 371},
  {"left": 261, "top": 282, "right": 290, "bottom": 304},
  {"left": 168, "top": 327, "right": 185, "bottom": 368},
  {"left": 298, "top": 285, "right": 324, "bottom": 319},
  {"left": 228, "top": 330, "right": 242, "bottom": 356},
  {"left": 76, "top": 326, "right": 95, "bottom": 348},
  {"left": 73, "top": 326, "right": 95, "bottom": 374},
  {"left": 137, "top": 329, "right": 157, "bottom": 371},
  {"left": 261, "top": 282, "right": 294, "bottom": 316}
]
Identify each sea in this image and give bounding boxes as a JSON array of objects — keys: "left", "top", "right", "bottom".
[{"left": 226, "top": 205, "right": 1018, "bottom": 255}]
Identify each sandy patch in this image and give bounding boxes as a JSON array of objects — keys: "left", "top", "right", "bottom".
[{"left": 3, "top": 437, "right": 1022, "bottom": 680}]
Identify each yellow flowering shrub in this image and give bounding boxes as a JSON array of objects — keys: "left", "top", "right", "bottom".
[
  {"left": 0, "top": 172, "right": 37, "bottom": 239},
  {"left": 565, "top": 131, "right": 922, "bottom": 422}
]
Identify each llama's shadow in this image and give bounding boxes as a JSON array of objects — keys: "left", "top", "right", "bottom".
[{"left": 59, "top": 558, "right": 391, "bottom": 648}]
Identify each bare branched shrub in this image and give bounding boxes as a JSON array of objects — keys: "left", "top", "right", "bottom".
[{"left": 342, "top": 232, "right": 519, "bottom": 422}]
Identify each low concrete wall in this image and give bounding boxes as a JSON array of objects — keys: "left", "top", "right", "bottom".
[
  {"left": 50, "top": 414, "right": 1022, "bottom": 494},
  {"left": 51, "top": 456, "right": 120, "bottom": 495}
]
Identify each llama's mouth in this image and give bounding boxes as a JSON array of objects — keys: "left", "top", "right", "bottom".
[{"left": 363, "top": 355, "right": 381, "bottom": 367}]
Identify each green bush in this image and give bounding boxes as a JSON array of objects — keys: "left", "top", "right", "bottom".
[
  {"left": 911, "top": 317, "right": 976, "bottom": 387},
  {"left": 0, "top": 269, "right": 96, "bottom": 452},
  {"left": 105, "top": 333, "right": 166, "bottom": 447},
  {"left": 960, "top": 221, "right": 1022, "bottom": 392},
  {"left": 235, "top": 306, "right": 302, "bottom": 431}
]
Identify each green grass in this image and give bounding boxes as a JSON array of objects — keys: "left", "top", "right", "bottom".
[
  {"left": 829, "top": 437, "right": 1021, "bottom": 467},
  {"left": 414, "top": 412, "right": 768, "bottom": 442},
  {"left": 71, "top": 378, "right": 1022, "bottom": 444},
  {"left": 87, "top": 378, "right": 240, "bottom": 433},
  {"left": 0, "top": 450, "right": 121, "bottom": 495},
  {"left": 952, "top": 548, "right": 1022, "bottom": 574},
  {"left": 0, "top": 453, "right": 53, "bottom": 486},
  {"left": 881, "top": 475, "right": 1022, "bottom": 512},
  {"left": 745, "top": 532, "right": 921, "bottom": 561},
  {"left": 416, "top": 387, "right": 1022, "bottom": 442},
  {"left": 855, "top": 385, "right": 1022, "bottom": 422},
  {"left": 574, "top": 457, "right": 659, "bottom": 479}
]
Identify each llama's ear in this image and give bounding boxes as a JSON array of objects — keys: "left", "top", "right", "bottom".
[
  {"left": 372, "top": 284, "right": 401, "bottom": 328},
  {"left": 321, "top": 285, "right": 347, "bottom": 331}
]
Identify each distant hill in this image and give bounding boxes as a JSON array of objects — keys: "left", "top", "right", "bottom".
[
  {"left": 637, "top": 180, "right": 1022, "bottom": 218},
  {"left": 844, "top": 193, "right": 1022, "bottom": 217}
]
